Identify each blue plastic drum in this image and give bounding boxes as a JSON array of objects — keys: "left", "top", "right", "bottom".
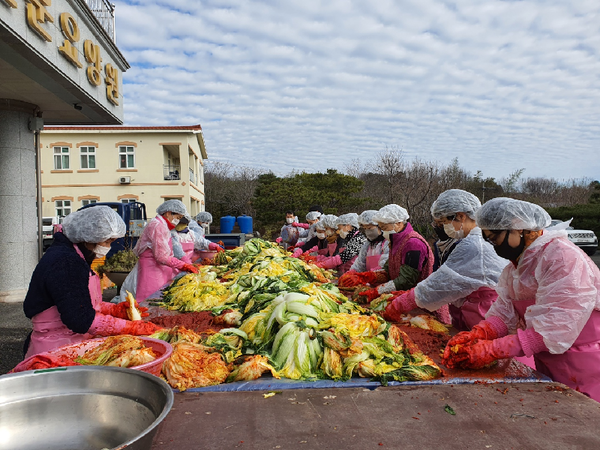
[
  {"left": 219, "top": 216, "right": 236, "bottom": 234},
  {"left": 237, "top": 215, "right": 253, "bottom": 234}
]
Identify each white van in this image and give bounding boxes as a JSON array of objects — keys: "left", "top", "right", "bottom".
[{"left": 42, "top": 216, "right": 61, "bottom": 250}]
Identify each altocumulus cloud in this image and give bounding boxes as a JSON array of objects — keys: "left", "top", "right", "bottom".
[{"left": 115, "top": 0, "right": 600, "bottom": 180}]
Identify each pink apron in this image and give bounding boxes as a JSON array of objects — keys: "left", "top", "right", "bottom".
[
  {"left": 180, "top": 242, "right": 195, "bottom": 264},
  {"left": 25, "top": 246, "right": 102, "bottom": 359},
  {"left": 366, "top": 244, "right": 383, "bottom": 272},
  {"left": 327, "top": 243, "right": 338, "bottom": 256},
  {"left": 448, "top": 287, "right": 498, "bottom": 332},
  {"left": 337, "top": 256, "right": 358, "bottom": 276},
  {"left": 136, "top": 243, "right": 179, "bottom": 302},
  {"left": 514, "top": 299, "right": 600, "bottom": 401}
]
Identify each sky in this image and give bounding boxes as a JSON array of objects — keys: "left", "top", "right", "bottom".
[{"left": 114, "top": 0, "right": 600, "bottom": 182}]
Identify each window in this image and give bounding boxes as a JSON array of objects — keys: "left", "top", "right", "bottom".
[
  {"left": 121, "top": 198, "right": 137, "bottom": 204},
  {"left": 55, "top": 200, "right": 71, "bottom": 217},
  {"left": 119, "top": 146, "right": 135, "bottom": 168},
  {"left": 82, "top": 199, "right": 97, "bottom": 207},
  {"left": 53, "top": 147, "right": 69, "bottom": 169},
  {"left": 80, "top": 146, "right": 96, "bottom": 169}
]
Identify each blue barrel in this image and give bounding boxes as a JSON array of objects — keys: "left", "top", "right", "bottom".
[
  {"left": 220, "top": 215, "right": 236, "bottom": 234},
  {"left": 237, "top": 215, "right": 253, "bottom": 234}
]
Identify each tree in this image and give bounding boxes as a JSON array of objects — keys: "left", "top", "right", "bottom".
[{"left": 499, "top": 168, "right": 525, "bottom": 196}]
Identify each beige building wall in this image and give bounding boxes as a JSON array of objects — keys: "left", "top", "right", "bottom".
[{"left": 40, "top": 126, "right": 207, "bottom": 219}]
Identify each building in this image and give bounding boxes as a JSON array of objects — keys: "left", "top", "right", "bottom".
[
  {"left": 40, "top": 125, "right": 208, "bottom": 217},
  {"left": 1, "top": 0, "right": 128, "bottom": 301}
]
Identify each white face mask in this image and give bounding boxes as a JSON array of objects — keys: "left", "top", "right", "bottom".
[
  {"left": 325, "top": 229, "right": 334, "bottom": 237},
  {"left": 316, "top": 232, "right": 326, "bottom": 239},
  {"left": 382, "top": 230, "right": 396, "bottom": 240},
  {"left": 286, "top": 218, "right": 294, "bottom": 224},
  {"left": 93, "top": 244, "right": 110, "bottom": 258},
  {"left": 338, "top": 229, "right": 349, "bottom": 239},
  {"left": 364, "top": 228, "right": 381, "bottom": 241},
  {"left": 171, "top": 218, "right": 180, "bottom": 226},
  {"left": 443, "top": 222, "right": 464, "bottom": 239}
]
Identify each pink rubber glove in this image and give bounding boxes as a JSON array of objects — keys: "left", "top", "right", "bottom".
[
  {"left": 446, "top": 316, "right": 509, "bottom": 350},
  {"left": 96, "top": 301, "right": 149, "bottom": 319},
  {"left": 89, "top": 314, "right": 163, "bottom": 336},
  {"left": 292, "top": 248, "right": 303, "bottom": 258},
  {"left": 382, "top": 289, "right": 417, "bottom": 322},
  {"left": 276, "top": 237, "right": 283, "bottom": 243},
  {"left": 316, "top": 254, "right": 327, "bottom": 262},
  {"left": 292, "top": 222, "right": 310, "bottom": 229},
  {"left": 208, "top": 242, "right": 225, "bottom": 252},
  {"left": 316, "top": 254, "right": 341, "bottom": 269}
]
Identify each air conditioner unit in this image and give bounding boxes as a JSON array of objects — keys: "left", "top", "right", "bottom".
[{"left": 119, "top": 176, "right": 131, "bottom": 184}]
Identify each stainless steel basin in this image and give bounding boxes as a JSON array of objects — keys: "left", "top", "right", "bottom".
[{"left": 0, "top": 366, "right": 173, "bottom": 450}]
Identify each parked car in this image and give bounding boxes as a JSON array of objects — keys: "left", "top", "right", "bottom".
[
  {"left": 78, "top": 202, "right": 148, "bottom": 258},
  {"left": 550, "top": 219, "right": 598, "bottom": 256},
  {"left": 42, "top": 216, "right": 62, "bottom": 250}
]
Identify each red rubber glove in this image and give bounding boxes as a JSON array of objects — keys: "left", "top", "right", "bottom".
[
  {"left": 292, "top": 222, "right": 310, "bottom": 229},
  {"left": 382, "top": 289, "right": 417, "bottom": 322},
  {"left": 443, "top": 334, "right": 525, "bottom": 369},
  {"left": 208, "top": 242, "right": 225, "bottom": 252},
  {"left": 445, "top": 316, "right": 509, "bottom": 350},
  {"left": 355, "top": 288, "right": 380, "bottom": 304},
  {"left": 182, "top": 263, "right": 198, "bottom": 273},
  {"left": 89, "top": 314, "right": 163, "bottom": 336},
  {"left": 97, "top": 301, "right": 149, "bottom": 319}
]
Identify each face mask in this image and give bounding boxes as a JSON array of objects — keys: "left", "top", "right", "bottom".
[
  {"left": 171, "top": 218, "right": 180, "bottom": 226},
  {"left": 382, "top": 230, "right": 396, "bottom": 240},
  {"left": 364, "top": 228, "right": 381, "bottom": 241},
  {"left": 494, "top": 231, "right": 526, "bottom": 261},
  {"left": 201, "top": 223, "right": 209, "bottom": 229},
  {"left": 286, "top": 218, "right": 294, "bottom": 224},
  {"left": 338, "top": 229, "right": 349, "bottom": 239},
  {"left": 443, "top": 222, "right": 464, "bottom": 240},
  {"left": 93, "top": 244, "right": 110, "bottom": 258},
  {"left": 325, "top": 229, "right": 334, "bottom": 237},
  {"left": 433, "top": 225, "right": 450, "bottom": 241},
  {"left": 316, "top": 232, "right": 326, "bottom": 240},
  {"left": 175, "top": 223, "right": 188, "bottom": 231}
]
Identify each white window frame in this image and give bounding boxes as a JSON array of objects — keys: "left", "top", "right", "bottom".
[
  {"left": 55, "top": 200, "right": 71, "bottom": 217},
  {"left": 118, "top": 146, "right": 135, "bottom": 169},
  {"left": 80, "top": 146, "right": 96, "bottom": 169},
  {"left": 82, "top": 199, "right": 97, "bottom": 207},
  {"left": 53, "top": 146, "right": 70, "bottom": 170}
]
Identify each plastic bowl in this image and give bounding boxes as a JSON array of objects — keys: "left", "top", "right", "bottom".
[
  {"left": 196, "top": 250, "right": 217, "bottom": 261},
  {"left": 17, "top": 337, "right": 172, "bottom": 377}
]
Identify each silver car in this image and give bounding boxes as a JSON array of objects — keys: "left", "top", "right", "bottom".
[{"left": 550, "top": 220, "right": 598, "bottom": 256}]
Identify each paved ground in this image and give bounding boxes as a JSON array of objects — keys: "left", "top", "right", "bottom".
[{"left": 1, "top": 253, "right": 598, "bottom": 375}]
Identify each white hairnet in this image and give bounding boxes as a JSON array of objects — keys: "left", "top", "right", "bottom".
[
  {"left": 315, "top": 220, "right": 327, "bottom": 231},
  {"left": 372, "top": 204, "right": 409, "bottom": 224},
  {"left": 358, "top": 210, "right": 379, "bottom": 226},
  {"left": 414, "top": 228, "right": 507, "bottom": 311},
  {"left": 431, "top": 189, "right": 481, "bottom": 220},
  {"left": 476, "top": 198, "right": 551, "bottom": 231},
  {"left": 62, "top": 206, "right": 126, "bottom": 244},
  {"left": 321, "top": 214, "right": 338, "bottom": 229},
  {"left": 336, "top": 213, "right": 359, "bottom": 228},
  {"left": 195, "top": 211, "right": 213, "bottom": 224},
  {"left": 156, "top": 200, "right": 188, "bottom": 216},
  {"left": 306, "top": 211, "right": 321, "bottom": 222}
]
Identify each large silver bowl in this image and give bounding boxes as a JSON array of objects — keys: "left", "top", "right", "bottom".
[{"left": 0, "top": 366, "right": 173, "bottom": 450}]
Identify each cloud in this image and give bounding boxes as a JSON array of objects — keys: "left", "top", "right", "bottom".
[{"left": 114, "top": 0, "right": 600, "bottom": 181}]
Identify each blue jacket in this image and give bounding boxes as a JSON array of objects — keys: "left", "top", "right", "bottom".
[{"left": 23, "top": 232, "right": 97, "bottom": 334}]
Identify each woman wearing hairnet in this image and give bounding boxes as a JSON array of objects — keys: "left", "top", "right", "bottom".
[
  {"left": 187, "top": 212, "right": 224, "bottom": 262},
  {"left": 338, "top": 210, "right": 389, "bottom": 284},
  {"left": 443, "top": 198, "right": 600, "bottom": 401},
  {"left": 134, "top": 200, "right": 199, "bottom": 301},
  {"left": 382, "top": 190, "right": 507, "bottom": 330},
  {"left": 295, "top": 211, "right": 322, "bottom": 247},
  {"left": 316, "top": 213, "right": 367, "bottom": 274},
  {"left": 293, "top": 218, "right": 328, "bottom": 257},
  {"left": 355, "top": 204, "right": 434, "bottom": 303},
  {"left": 22, "top": 206, "right": 161, "bottom": 358}
]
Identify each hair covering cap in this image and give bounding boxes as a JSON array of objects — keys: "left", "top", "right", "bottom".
[{"left": 62, "top": 206, "right": 126, "bottom": 244}]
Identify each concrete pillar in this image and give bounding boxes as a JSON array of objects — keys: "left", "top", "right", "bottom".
[{"left": 0, "top": 100, "right": 39, "bottom": 302}]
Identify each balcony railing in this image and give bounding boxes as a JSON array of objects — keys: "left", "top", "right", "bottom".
[
  {"left": 163, "top": 165, "right": 181, "bottom": 180},
  {"left": 84, "top": 0, "right": 116, "bottom": 41}
]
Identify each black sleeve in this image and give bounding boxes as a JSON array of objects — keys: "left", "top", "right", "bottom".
[
  {"left": 44, "top": 257, "right": 97, "bottom": 334},
  {"left": 301, "top": 236, "right": 320, "bottom": 252},
  {"left": 404, "top": 250, "right": 421, "bottom": 270}
]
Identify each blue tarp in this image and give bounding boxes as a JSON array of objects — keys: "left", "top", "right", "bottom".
[{"left": 181, "top": 371, "right": 552, "bottom": 393}]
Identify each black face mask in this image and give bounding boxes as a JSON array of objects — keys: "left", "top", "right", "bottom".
[
  {"left": 494, "top": 231, "right": 526, "bottom": 261},
  {"left": 433, "top": 225, "right": 450, "bottom": 241}
]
